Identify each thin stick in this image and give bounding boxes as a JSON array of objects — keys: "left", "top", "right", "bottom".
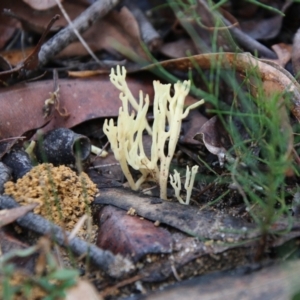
[
  {"left": 38, "top": 0, "right": 120, "bottom": 66},
  {"left": 0, "top": 195, "right": 134, "bottom": 278},
  {"left": 223, "top": 18, "right": 277, "bottom": 59},
  {"left": 124, "top": 1, "right": 161, "bottom": 51},
  {"left": 54, "top": 0, "right": 103, "bottom": 66}
]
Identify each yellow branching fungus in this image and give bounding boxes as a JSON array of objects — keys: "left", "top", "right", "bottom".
[{"left": 103, "top": 66, "right": 204, "bottom": 201}]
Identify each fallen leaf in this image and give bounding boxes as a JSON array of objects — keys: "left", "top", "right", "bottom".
[
  {"left": 271, "top": 43, "right": 292, "bottom": 67},
  {"left": 97, "top": 205, "right": 172, "bottom": 262},
  {"left": 0, "top": 75, "right": 155, "bottom": 139},
  {"left": 194, "top": 116, "right": 230, "bottom": 165}
]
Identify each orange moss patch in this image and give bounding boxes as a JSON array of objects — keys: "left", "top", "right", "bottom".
[{"left": 4, "top": 163, "right": 98, "bottom": 231}]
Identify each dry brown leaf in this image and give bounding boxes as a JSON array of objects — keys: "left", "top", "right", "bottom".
[
  {"left": 194, "top": 116, "right": 229, "bottom": 165},
  {"left": 0, "top": 75, "right": 155, "bottom": 139},
  {"left": 97, "top": 205, "right": 172, "bottom": 262},
  {"left": 22, "top": 0, "right": 62, "bottom": 11},
  {"left": 271, "top": 43, "right": 292, "bottom": 67}
]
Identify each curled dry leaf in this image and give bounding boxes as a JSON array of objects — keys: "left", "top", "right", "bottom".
[
  {"left": 194, "top": 116, "right": 229, "bottom": 166},
  {"left": 22, "top": 0, "right": 62, "bottom": 11},
  {"left": 0, "top": 75, "right": 154, "bottom": 139},
  {"left": 271, "top": 43, "right": 292, "bottom": 67},
  {"left": 97, "top": 205, "right": 172, "bottom": 262}
]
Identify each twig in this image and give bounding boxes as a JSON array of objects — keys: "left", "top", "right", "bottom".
[
  {"left": 224, "top": 18, "right": 277, "bottom": 59},
  {"left": 54, "top": 0, "right": 103, "bottom": 66},
  {"left": 0, "top": 195, "right": 134, "bottom": 278},
  {"left": 38, "top": 0, "right": 120, "bottom": 66},
  {"left": 123, "top": 1, "right": 161, "bottom": 51}
]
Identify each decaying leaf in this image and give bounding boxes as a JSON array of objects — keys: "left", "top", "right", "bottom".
[
  {"left": 0, "top": 75, "right": 154, "bottom": 139},
  {"left": 271, "top": 43, "right": 292, "bottom": 67},
  {"left": 97, "top": 205, "right": 172, "bottom": 262},
  {"left": 194, "top": 116, "right": 230, "bottom": 166}
]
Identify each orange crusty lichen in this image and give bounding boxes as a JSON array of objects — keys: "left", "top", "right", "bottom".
[{"left": 4, "top": 163, "right": 98, "bottom": 231}]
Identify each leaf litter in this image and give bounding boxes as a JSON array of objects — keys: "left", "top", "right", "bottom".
[{"left": 1, "top": 0, "right": 300, "bottom": 299}]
